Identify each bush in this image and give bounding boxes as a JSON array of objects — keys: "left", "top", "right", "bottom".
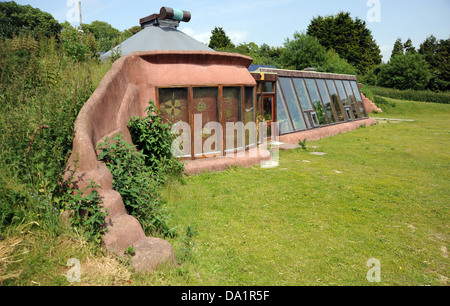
[
  {"left": 0, "top": 33, "right": 109, "bottom": 233},
  {"left": 97, "top": 103, "right": 185, "bottom": 237},
  {"left": 374, "top": 96, "right": 396, "bottom": 108},
  {"left": 363, "top": 85, "right": 449, "bottom": 104},
  {"left": 128, "top": 102, "right": 184, "bottom": 182},
  {"left": 60, "top": 172, "right": 108, "bottom": 244},
  {"left": 97, "top": 134, "right": 177, "bottom": 238},
  {"left": 318, "top": 49, "right": 357, "bottom": 75},
  {"left": 377, "top": 53, "right": 432, "bottom": 90},
  {"left": 279, "top": 32, "right": 327, "bottom": 70}
]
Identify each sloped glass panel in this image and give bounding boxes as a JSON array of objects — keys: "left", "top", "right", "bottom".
[
  {"left": 279, "top": 78, "right": 307, "bottom": 131},
  {"left": 326, "top": 79, "right": 346, "bottom": 122},
  {"left": 292, "top": 78, "right": 314, "bottom": 111},
  {"left": 350, "top": 81, "right": 368, "bottom": 118},
  {"left": 276, "top": 88, "right": 294, "bottom": 134},
  {"left": 335, "top": 80, "right": 350, "bottom": 106},
  {"left": 316, "top": 79, "right": 336, "bottom": 123},
  {"left": 343, "top": 80, "right": 361, "bottom": 119},
  {"left": 305, "top": 78, "right": 328, "bottom": 126}
]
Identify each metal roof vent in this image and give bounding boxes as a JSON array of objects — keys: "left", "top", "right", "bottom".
[{"left": 139, "top": 7, "right": 191, "bottom": 29}]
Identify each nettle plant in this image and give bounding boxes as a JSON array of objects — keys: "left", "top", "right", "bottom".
[
  {"left": 97, "top": 101, "right": 184, "bottom": 238},
  {"left": 59, "top": 165, "right": 108, "bottom": 244},
  {"left": 128, "top": 102, "right": 184, "bottom": 181}
]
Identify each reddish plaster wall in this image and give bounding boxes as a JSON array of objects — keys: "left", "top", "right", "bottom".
[
  {"left": 64, "top": 51, "right": 256, "bottom": 266},
  {"left": 279, "top": 118, "right": 377, "bottom": 144}
]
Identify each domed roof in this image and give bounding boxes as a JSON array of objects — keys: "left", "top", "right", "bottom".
[{"left": 101, "top": 7, "right": 212, "bottom": 60}]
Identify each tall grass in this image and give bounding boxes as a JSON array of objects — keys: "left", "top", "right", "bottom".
[{"left": 0, "top": 34, "right": 111, "bottom": 232}]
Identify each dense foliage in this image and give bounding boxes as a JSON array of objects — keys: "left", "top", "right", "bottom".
[
  {"left": 366, "top": 36, "right": 450, "bottom": 92},
  {"left": 377, "top": 53, "right": 432, "bottom": 90},
  {"left": 208, "top": 26, "right": 234, "bottom": 50},
  {"left": 97, "top": 103, "right": 185, "bottom": 238},
  {"left": 0, "top": 33, "right": 109, "bottom": 232},
  {"left": 128, "top": 103, "right": 185, "bottom": 181},
  {"left": 418, "top": 36, "right": 450, "bottom": 91},
  {"left": 307, "top": 12, "right": 382, "bottom": 75},
  {"left": 278, "top": 32, "right": 356, "bottom": 75},
  {"left": 0, "top": 1, "right": 62, "bottom": 38},
  {"left": 361, "top": 85, "right": 450, "bottom": 105}
]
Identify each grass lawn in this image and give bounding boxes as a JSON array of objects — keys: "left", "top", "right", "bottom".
[
  {"left": 2, "top": 97, "right": 448, "bottom": 286},
  {"left": 154, "top": 97, "right": 449, "bottom": 286}
]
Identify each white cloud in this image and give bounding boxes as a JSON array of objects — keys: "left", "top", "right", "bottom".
[
  {"left": 380, "top": 45, "right": 393, "bottom": 63},
  {"left": 228, "top": 30, "right": 250, "bottom": 45},
  {"left": 182, "top": 27, "right": 250, "bottom": 46},
  {"left": 181, "top": 27, "right": 211, "bottom": 45}
]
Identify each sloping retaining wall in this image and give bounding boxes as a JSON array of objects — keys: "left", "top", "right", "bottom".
[{"left": 64, "top": 51, "right": 256, "bottom": 271}]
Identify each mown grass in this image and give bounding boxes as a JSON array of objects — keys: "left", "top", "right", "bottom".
[
  {"left": 2, "top": 97, "right": 448, "bottom": 286},
  {"left": 153, "top": 97, "right": 449, "bottom": 286}
]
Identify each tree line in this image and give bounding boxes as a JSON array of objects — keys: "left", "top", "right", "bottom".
[
  {"left": 0, "top": 1, "right": 141, "bottom": 62},
  {"left": 1, "top": 2, "right": 448, "bottom": 92},
  {"left": 209, "top": 12, "right": 449, "bottom": 92}
]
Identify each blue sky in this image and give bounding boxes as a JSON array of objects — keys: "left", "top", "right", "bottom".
[{"left": 13, "top": 0, "right": 450, "bottom": 62}]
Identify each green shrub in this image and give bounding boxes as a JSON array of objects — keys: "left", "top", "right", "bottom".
[
  {"left": 374, "top": 96, "right": 396, "bottom": 108},
  {"left": 97, "top": 134, "right": 177, "bottom": 238},
  {"left": 60, "top": 175, "right": 108, "bottom": 244},
  {"left": 363, "top": 85, "right": 450, "bottom": 104},
  {"left": 0, "top": 33, "right": 108, "bottom": 233},
  {"left": 377, "top": 53, "right": 432, "bottom": 90},
  {"left": 128, "top": 102, "right": 185, "bottom": 183}
]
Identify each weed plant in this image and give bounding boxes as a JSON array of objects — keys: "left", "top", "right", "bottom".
[
  {"left": 0, "top": 34, "right": 111, "bottom": 233},
  {"left": 97, "top": 131, "right": 181, "bottom": 238}
]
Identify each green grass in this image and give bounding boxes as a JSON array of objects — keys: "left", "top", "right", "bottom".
[
  {"left": 155, "top": 98, "right": 449, "bottom": 286},
  {"left": 2, "top": 97, "right": 448, "bottom": 286}
]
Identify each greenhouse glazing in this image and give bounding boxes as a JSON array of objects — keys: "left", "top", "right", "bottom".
[{"left": 252, "top": 68, "right": 369, "bottom": 135}]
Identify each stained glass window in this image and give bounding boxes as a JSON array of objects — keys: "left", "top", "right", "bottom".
[
  {"left": 244, "top": 87, "right": 256, "bottom": 147},
  {"left": 223, "top": 87, "right": 243, "bottom": 152},
  {"left": 193, "top": 87, "right": 220, "bottom": 156},
  {"left": 159, "top": 87, "right": 189, "bottom": 125}
]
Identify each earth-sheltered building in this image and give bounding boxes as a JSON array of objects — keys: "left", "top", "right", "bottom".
[{"left": 66, "top": 7, "right": 376, "bottom": 272}]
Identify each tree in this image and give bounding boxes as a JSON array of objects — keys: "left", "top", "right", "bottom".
[
  {"left": 208, "top": 27, "right": 234, "bottom": 50},
  {"left": 82, "top": 20, "right": 121, "bottom": 53},
  {"left": 403, "top": 38, "right": 416, "bottom": 54},
  {"left": 279, "top": 32, "right": 327, "bottom": 70},
  {"left": 319, "top": 49, "right": 357, "bottom": 75},
  {"left": 419, "top": 35, "right": 450, "bottom": 91},
  {"left": 391, "top": 38, "right": 404, "bottom": 59},
  {"left": 377, "top": 53, "right": 431, "bottom": 90},
  {"left": 59, "top": 22, "right": 99, "bottom": 62},
  {"left": 122, "top": 26, "right": 142, "bottom": 41},
  {"left": 307, "top": 11, "right": 382, "bottom": 74},
  {"left": 0, "top": 1, "right": 61, "bottom": 38}
]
